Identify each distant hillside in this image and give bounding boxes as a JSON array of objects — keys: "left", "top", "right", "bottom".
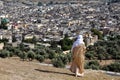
[
  {"left": 2, "top": 0, "right": 120, "bottom": 5},
  {"left": 0, "top": 0, "right": 109, "bottom": 3}
]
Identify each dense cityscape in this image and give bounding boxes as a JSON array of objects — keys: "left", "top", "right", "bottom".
[
  {"left": 0, "top": 0, "right": 120, "bottom": 80},
  {"left": 0, "top": 0, "right": 120, "bottom": 43}
]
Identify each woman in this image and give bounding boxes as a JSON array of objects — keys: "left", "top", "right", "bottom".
[{"left": 70, "top": 35, "right": 86, "bottom": 77}]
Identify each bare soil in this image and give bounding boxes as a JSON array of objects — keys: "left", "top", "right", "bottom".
[{"left": 0, "top": 57, "right": 120, "bottom": 80}]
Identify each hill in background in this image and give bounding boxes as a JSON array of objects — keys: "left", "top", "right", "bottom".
[{"left": 0, "top": 0, "right": 108, "bottom": 3}]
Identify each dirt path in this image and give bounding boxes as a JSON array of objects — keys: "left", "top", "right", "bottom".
[{"left": 0, "top": 57, "right": 120, "bottom": 80}]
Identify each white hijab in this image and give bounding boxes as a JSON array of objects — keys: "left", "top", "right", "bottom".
[{"left": 71, "top": 35, "right": 84, "bottom": 52}]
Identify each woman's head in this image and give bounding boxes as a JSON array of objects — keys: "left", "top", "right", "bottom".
[{"left": 77, "top": 35, "right": 83, "bottom": 41}]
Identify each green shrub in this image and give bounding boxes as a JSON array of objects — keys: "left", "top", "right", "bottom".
[
  {"left": 52, "top": 54, "right": 70, "bottom": 68},
  {"left": 59, "top": 54, "right": 69, "bottom": 64},
  {"left": 86, "top": 36, "right": 120, "bottom": 60},
  {"left": 19, "top": 52, "right": 27, "bottom": 61},
  {"left": 66, "top": 52, "right": 72, "bottom": 63},
  {"left": 9, "top": 52, "right": 14, "bottom": 57},
  {"left": 85, "top": 51, "right": 96, "bottom": 60},
  {"left": 4, "top": 45, "right": 14, "bottom": 52},
  {"left": 48, "top": 50, "right": 56, "bottom": 59},
  {"left": 35, "top": 48, "right": 49, "bottom": 59},
  {"left": 102, "top": 61, "right": 120, "bottom": 72},
  {"left": 36, "top": 54, "right": 45, "bottom": 62},
  {"left": 27, "top": 50, "right": 35, "bottom": 61},
  {"left": 59, "top": 36, "right": 73, "bottom": 51},
  {"left": 91, "top": 28, "right": 103, "bottom": 39},
  {"left": 14, "top": 48, "right": 21, "bottom": 56},
  {"left": 0, "top": 50, "right": 10, "bottom": 58},
  {"left": 85, "top": 60, "right": 100, "bottom": 70},
  {"left": 52, "top": 58, "right": 65, "bottom": 68}
]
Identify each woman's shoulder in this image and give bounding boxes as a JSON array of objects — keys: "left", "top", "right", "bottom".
[
  {"left": 76, "top": 44, "right": 85, "bottom": 48},
  {"left": 80, "top": 43, "right": 85, "bottom": 46}
]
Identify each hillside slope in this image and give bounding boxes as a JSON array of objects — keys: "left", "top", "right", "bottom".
[{"left": 0, "top": 58, "right": 120, "bottom": 80}]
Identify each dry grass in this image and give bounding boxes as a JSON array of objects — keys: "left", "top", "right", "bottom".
[{"left": 0, "top": 57, "right": 120, "bottom": 80}]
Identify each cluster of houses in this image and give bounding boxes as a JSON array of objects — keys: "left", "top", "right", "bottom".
[{"left": 0, "top": 0, "right": 120, "bottom": 49}]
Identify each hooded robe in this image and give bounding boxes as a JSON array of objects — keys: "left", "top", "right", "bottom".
[{"left": 70, "top": 35, "right": 86, "bottom": 74}]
